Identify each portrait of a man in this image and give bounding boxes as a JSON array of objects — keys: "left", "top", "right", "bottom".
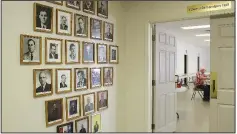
[
  {"left": 83, "top": 42, "right": 94, "bottom": 63},
  {"left": 103, "top": 67, "right": 113, "bottom": 86},
  {"left": 75, "top": 14, "right": 88, "bottom": 37},
  {"left": 83, "top": 93, "right": 95, "bottom": 115},
  {"left": 97, "top": 1, "right": 108, "bottom": 18},
  {"left": 66, "top": 40, "right": 79, "bottom": 63},
  {"left": 49, "top": 43, "right": 58, "bottom": 59},
  {"left": 98, "top": 91, "right": 108, "bottom": 110},
  {"left": 85, "top": 96, "right": 94, "bottom": 112},
  {"left": 66, "top": 96, "right": 80, "bottom": 120},
  {"left": 83, "top": 1, "right": 95, "bottom": 14},
  {"left": 109, "top": 45, "right": 118, "bottom": 64},
  {"left": 60, "top": 74, "right": 67, "bottom": 88},
  {"left": 56, "top": 9, "right": 72, "bottom": 35},
  {"left": 91, "top": 68, "right": 101, "bottom": 88},
  {"left": 69, "top": 100, "right": 77, "bottom": 115},
  {"left": 34, "top": 69, "right": 52, "bottom": 97},
  {"left": 56, "top": 69, "right": 71, "bottom": 93},
  {"left": 75, "top": 117, "right": 89, "bottom": 133},
  {"left": 34, "top": 3, "right": 53, "bottom": 32},
  {"left": 69, "top": 43, "right": 76, "bottom": 60},
  {"left": 97, "top": 44, "right": 107, "bottom": 63},
  {"left": 90, "top": 18, "right": 102, "bottom": 39},
  {"left": 104, "top": 22, "right": 113, "bottom": 41},
  {"left": 57, "top": 122, "right": 73, "bottom": 133},
  {"left": 60, "top": 16, "right": 68, "bottom": 30},
  {"left": 91, "top": 113, "right": 101, "bottom": 133},
  {"left": 66, "top": 0, "right": 81, "bottom": 10},
  {"left": 46, "top": 98, "right": 63, "bottom": 126},
  {"left": 46, "top": 38, "right": 63, "bottom": 64},
  {"left": 76, "top": 69, "right": 87, "bottom": 90}
]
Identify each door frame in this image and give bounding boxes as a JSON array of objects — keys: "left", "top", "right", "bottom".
[{"left": 148, "top": 12, "right": 235, "bottom": 132}]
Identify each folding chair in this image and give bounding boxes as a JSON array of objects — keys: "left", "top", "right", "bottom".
[{"left": 191, "top": 76, "right": 204, "bottom": 100}]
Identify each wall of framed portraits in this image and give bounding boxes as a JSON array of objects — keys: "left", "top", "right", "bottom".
[{"left": 2, "top": 1, "right": 125, "bottom": 132}]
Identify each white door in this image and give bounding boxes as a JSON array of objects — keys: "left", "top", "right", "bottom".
[
  {"left": 209, "top": 14, "right": 235, "bottom": 132},
  {"left": 153, "top": 24, "right": 177, "bottom": 132}
]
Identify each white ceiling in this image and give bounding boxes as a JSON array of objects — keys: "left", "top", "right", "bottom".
[{"left": 158, "top": 18, "right": 210, "bottom": 47}]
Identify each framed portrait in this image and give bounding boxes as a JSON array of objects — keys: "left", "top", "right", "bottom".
[
  {"left": 97, "top": 43, "right": 107, "bottom": 64},
  {"left": 75, "top": 116, "right": 89, "bottom": 133},
  {"left": 45, "top": 37, "right": 63, "bottom": 64},
  {"left": 97, "top": 90, "right": 108, "bottom": 111},
  {"left": 66, "top": 0, "right": 81, "bottom": 10},
  {"left": 103, "top": 22, "right": 114, "bottom": 42},
  {"left": 56, "top": 69, "right": 72, "bottom": 94},
  {"left": 56, "top": 9, "right": 73, "bottom": 36},
  {"left": 74, "top": 68, "right": 88, "bottom": 91},
  {"left": 33, "top": 3, "right": 53, "bottom": 33},
  {"left": 45, "top": 98, "right": 64, "bottom": 127},
  {"left": 82, "top": 1, "right": 95, "bottom": 14},
  {"left": 109, "top": 45, "right": 119, "bottom": 64},
  {"left": 97, "top": 1, "right": 108, "bottom": 18},
  {"left": 82, "top": 42, "right": 95, "bottom": 63},
  {"left": 74, "top": 14, "right": 88, "bottom": 37},
  {"left": 65, "top": 40, "right": 80, "bottom": 64},
  {"left": 20, "top": 34, "right": 42, "bottom": 65},
  {"left": 33, "top": 69, "right": 53, "bottom": 98},
  {"left": 90, "top": 68, "right": 102, "bottom": 89},
  {"left": 66, "top": 95, "right": 81, "bottom": 121},
  {"left": 82, "top": 93, "right": 95, "bottom": 116},
  {"left": 103, "top": 67, "right": 113, "bottom": 86},
  {"left": 48, "top": 1, "right": 63, "bottom": 5},
  {"left": 91, "top": 113, "right": 101, "bottom": 133},
  {"left": 90, "top": 18, "right": 102, "bottom": 40},
  {"left": 57, "top": 122, "right": 73, "bottom": 133}
]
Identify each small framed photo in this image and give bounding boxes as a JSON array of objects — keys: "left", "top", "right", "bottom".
[
  {"left": 82, "top": 1, "right": 95, "bottom": 14},
  {"left": 56, "top": 69, "right": 72, "bottom": 94},
  {"left": 103, "top": 22, "right": 114, "bottom": 42},
  {"left": 75, "top": 116, "right": 89, "bottom": 133},
  {"left": 90, "top": 18, "right": 102, "bottom": 40},
  {"left": 34, "top": 3, "right": 53, "bottom": 33},
  {"left": 75, "top": 68, "right": 88, "bottom": 91},
  {"left": 74, "top": 14, "right": 88, "bottom": 37},
  {"left": 56, "top": 9, "right": 73, "bottom": 36},
  {"left": 33, "top": 69, "right": 53, "bottom": 98},
  {"left": 65, "top": 40, "right": 80, "bottom": 64},
  {"left": 82, "top": 93, "right": 95, "bottom": 115},
  {"left": 97, "top": 43, "right": 107, "bottom": 64},
  {"left": 103, "top": 67, "right": 113, "bottom": 86},
  {"left": 66, "top": 95, "right": 81, "bottom": 121},
  {"left": 82, "top": 42, "right": 95, "bottom": 63},
  {"left": 45, "top": 37, "right": 63, "bottom": 64},
  {"left": 109, "top": 45, "right": 119, "bottom": 64},
  {"left": 91, "top": 113, "right": 101, "bottom": 133},
  {"left": 97, "top": 90, "right": 108, "bottom": 111},
  {"left": 45, "top": 98, "right": 64, "bottom": 127},
  {"left": 20, "top": 34, "right": 42, "bottom": 65},
  {"left": 90, "top": 68, "right": 102, "bottom": 89},
  {"left": 66, "top": 0, "right": 81, "bottom": 10},
  {"left": 97, "top": 1, "right": 108, "bottom": 18},
  {"left": 57, "top": 122, "right": 73, "bottom": 133},
  {"left": 48, "top": 1, "right": 63, "bottom": 5}
]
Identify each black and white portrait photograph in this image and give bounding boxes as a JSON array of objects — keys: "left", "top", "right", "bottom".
[
  {"left": 66, "top": 96, "right": 81, "bottom": 121},
  {"left": 66, "top": 0, "right": 81, "bottom": 10},
  {"left": 109, "top": 45, "right": 119, "bottom": 64},
  {"left": 104, "top": 22, "right": 114, "bottom": 42},
  {"left": 75, "top": 68, "right": 88, "bottom": 90},
  {"left": 82, "top": 93, "right": 95, "bottom": 115},
  {"left": 82, "top": 1, "right": 95, "bottom": 14},
  {"left": 48, "top": 1, "right": 63, "bottom": 5},
  {"left": 103, "top": 67, "right": 113, "bottom": 86},
  {"left": 82, "top": 42, "right": 95, "bottom": 63},
  {"left": 97, "top": 90, "right": 108, "bottom": 111},
  {"left": 66, "top": 40, "right": 80, "bottom": 64},
  {"left": 20, "top": 34, "right": 42, "bottom": 65},
  {"left": 90, "top": 18, "right": 102, "bottom": 40},
  {"left": 45, "top": 98, "right": 63, "bottom": 127},
  {"left": 56, "top": 9, "right": 73, "bottom": 35},
  {"left": 97, "top": 1, "right": 108, "bottom": 18},
  {"left": 34, "top": 3, "right": 53, "bottom": 33},
  {"left": 57, "top": 122, "right": 73, "bottom": 133},
  {"left": 74, "top": 14, "right": 88, "bottom": 37},
  {"left": 75, "top": 117, "right": 89, "bottom": 133},
  {"left": 97, "top": 44, "right": 107, "bottom": 64},
  {"left": 90, "top": 68, "right": 102, "bottom": 88},
  {"left": 45, "top": 38, "right": 63, "bottom": 64},
  {"left": 56, "top": 69, "right": 72, "bottom": 94},
  {"left": 33, "top": 69, "right": 53, "bottom": 97}
]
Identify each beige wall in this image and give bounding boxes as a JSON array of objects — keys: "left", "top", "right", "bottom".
[
  {"left": 120, "top": 1, "right": 235, "bottom": 132},
  {"left": 2, "top": 1, "right": 125, "bottom": 132}
]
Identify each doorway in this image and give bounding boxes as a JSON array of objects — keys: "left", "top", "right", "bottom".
[{"left": 184, "top": 54, "right": 188, "bottom": 85}]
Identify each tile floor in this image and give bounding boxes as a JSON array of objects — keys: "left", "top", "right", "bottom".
[{"left": 176, "top": 87, "right": 210, "bottom": 132}]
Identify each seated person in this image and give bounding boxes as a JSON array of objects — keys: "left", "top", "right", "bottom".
[{"left": 195, "top": 68, "right": 210, "bottom": 101}]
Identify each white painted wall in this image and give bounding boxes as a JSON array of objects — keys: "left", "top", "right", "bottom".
[{"left": 2, "top": 1, "right": 125, "bottom": 132}]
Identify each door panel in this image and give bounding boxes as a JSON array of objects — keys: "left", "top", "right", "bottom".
[
  {"left": 218, "top": 105, "right": 235, "bottom": 132},
  {"left": 157, "top": 95, "right": 166, "bottom": 128},
  {"left": 169, "top": 52, "right": 175, "bottom": 82},
  {"left": 218, "top": 90, "right": 234, "bottom": 105}
]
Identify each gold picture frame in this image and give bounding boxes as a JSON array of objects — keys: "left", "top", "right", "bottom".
[
  {"left": 97, "top": 90, "right": 108, "bottom": 111},
  {"left": 75, "top": 116, "right": 90, "bottom": 133},
  {"left": 82, "top": 1, "right": 95, "bottom": 14},
  {"left": 33, "top": 3, "right": 53, "bottom": 33},
  {"left": 65, "top": 40, "right": 80, "bottom": 64},
  {"left": 90, "top": 18, "right": 102, "bottom": 40},
  {"left": 56, "top": 9, "right": 73, "bottom": 36},
  {"left": 109, "top": 45, "right": 119, "bottom": 64},
  {"left": 66, "top": 0, "right": 81, "bottom": 10},
  {"left": 20, "top": 34, "right": 42, "bottom": 65},
  {"left": 103, "top": 21, "right": 114, "bottom": 42},
  {"left": 90, "top": 68, "right": 102, "bottom": 89},
  {"left": 82, "top": 93, "right": 96, "bottom": 116},
  {"left": 97, "top": 1, "right": 108, "bottom": 19},
  {"left": 33, "top": 69, "right": 53, "bottom": 98},
  {"left": 74, "top": 13, "right": 88, "bottom": 38},
  {"left": 45, "top": 37, "right": 63, "bottom": 64},
  {"left": 56, "top": 68, "right": 72, "bottom": 94},
  {"left": 103, "top": 67, "right": 113, "bottom": 86},
  {"left": 66, "top": 95, "right": 81, "bottom": 121},
  {"left": 82, "top": 41, "right": 95, "bottom": 63},
  {"left": 74, "top": 68, "right": 89, "bottom": 91},
  {"left": 97, "top": 43, "right": 107, "bottom": 64}
]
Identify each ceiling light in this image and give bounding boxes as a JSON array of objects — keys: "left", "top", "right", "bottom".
[
  {"left": 181, "top": 25, "right": 210, "bottom": 30},
  {"left": 204, "top": 39, "right": 210, "bottom": 42},
  {"left": 196, "top": 34, "right": 210, "bottom": 37}
]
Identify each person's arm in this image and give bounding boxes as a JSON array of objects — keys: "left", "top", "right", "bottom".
[{"left": 199, "top": 74, "right": 207, "bottom": 80}]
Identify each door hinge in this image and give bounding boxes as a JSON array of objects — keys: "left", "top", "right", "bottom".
[
  {"left": 152, "top": 35, "right": 156, "bottom": 41},
  {"left": 152, "top": 80, "right": 156, "bottom": 86},
  {"left": 151, "top": 124, "right": 155, "bottom": 130}
]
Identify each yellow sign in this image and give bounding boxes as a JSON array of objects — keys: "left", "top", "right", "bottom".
[
  {"left": 187, "top": 1, "right": 232, "bottom": 13},
  {"left": 210, "top": 72, "right": 217, "bottom": 99}
]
